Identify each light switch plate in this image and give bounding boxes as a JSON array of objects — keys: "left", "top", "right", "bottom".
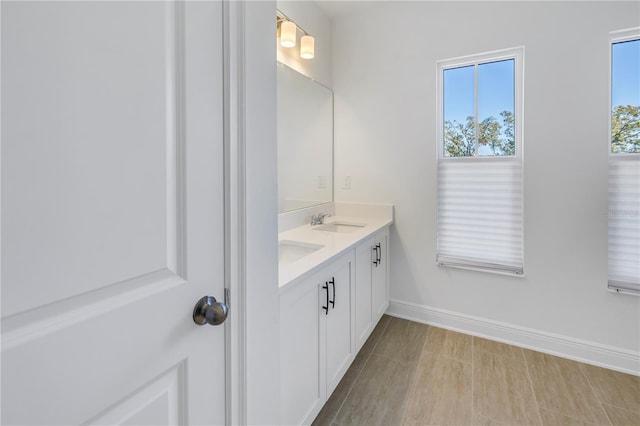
[
  {"left": 342, "top": 176, "right": 351, "bottom": 190},
  {"left": 317, "top": 176, "right": 327, "bottom": 189}
]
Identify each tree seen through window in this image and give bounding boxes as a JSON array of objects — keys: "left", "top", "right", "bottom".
[
  {"left": 443, "top": 59, "right": 515, "bottom": 157},
  {"left": 611, "top": 39, "right": 640, "bottom": 154}
]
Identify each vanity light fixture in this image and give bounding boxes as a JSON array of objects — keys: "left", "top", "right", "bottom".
[
  {"left": 277, "top": 11, "right": 315, "bottom": 60},
  {"left": 300, "top": 35, "right": 315, "bottom": 59},
  {"left": 280, "top": 21, "right": 297, "bottom": 48}
]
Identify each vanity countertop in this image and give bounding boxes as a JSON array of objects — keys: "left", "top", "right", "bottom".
[{"left": 279, "top": 215, "right": 392, "bottom": 291}]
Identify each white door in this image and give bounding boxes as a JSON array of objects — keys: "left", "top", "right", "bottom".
[
  {"left": 354, "top": 237, "right": 374, "bottom": 350},
  {"left": 1, "top": 1, "right": 228, "bottom": 424},
  {"left": 280, "top": 275, "right": 322, "bottom": 426},
  {"left": 372, "top": 230, "right": 389, "bottom": 319},
  {"left": 323, "top": 257, "right": 353, "bottom": 397}
]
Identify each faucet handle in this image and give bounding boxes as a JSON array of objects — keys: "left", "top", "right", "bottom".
[{"left": 311, "top": 212, "right": 332, "bottom": 225}]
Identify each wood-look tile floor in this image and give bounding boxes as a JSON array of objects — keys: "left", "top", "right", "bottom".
[{"left": 312, "top": 315, "right": 640, "bottom": 426}]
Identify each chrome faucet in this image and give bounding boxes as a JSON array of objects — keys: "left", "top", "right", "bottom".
[{"left": 311, "top": 213, "right": 331, "bottom": 226}]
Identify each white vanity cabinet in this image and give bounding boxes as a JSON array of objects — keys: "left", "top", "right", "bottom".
[
  {"left": 280, "top": 252, "right": 355, "bottom": 426},
  {"left": 354, "top": 227, "right": 390, "bottom": 351},
  {"left": 278, "top": 207, "right": 392, "bottom": 426}
]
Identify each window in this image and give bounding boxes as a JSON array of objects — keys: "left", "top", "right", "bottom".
[
  {"left": 608, "top": 28, "right": 640, "bottom": 295},
  {"left": 436, "top": 47, "right": 524, "bottom": 275}
]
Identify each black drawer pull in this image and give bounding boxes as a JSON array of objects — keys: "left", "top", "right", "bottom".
[
  {"left": 322, "top": 283, "right": 329, "bottom": 315},
  {"left": 329, "top": 277, "right": 335, "bottom": 309}
]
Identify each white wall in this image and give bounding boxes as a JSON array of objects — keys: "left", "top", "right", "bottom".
[
  {"left": 333, "top": 1, "right": 640, "bottom": 373},
  {"left": 277, "top": 0, "right": 332, "bottom": 87}
]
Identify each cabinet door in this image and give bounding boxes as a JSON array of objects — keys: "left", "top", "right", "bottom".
[
  {"left": 355, "top": 237, "right": 374, "bottom": 350},
  {"left": 281, "top": 276, "right": 323, "bottom": 425},
  {"left": 372, "top": 228, "right": 389, "bottom": 320},
  {"left": 324, "top": 258, "right": 354, "bottom": 396}
]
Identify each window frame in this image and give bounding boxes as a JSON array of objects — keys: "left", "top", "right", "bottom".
[
  {"left": 435, "top": 46, "right": 525, "bottom": 276},
  {"left": 607, "top": 28, "right": 640, "bottom": 296},
  {"left": 609, "top": 27, "right": 640, "bottom": 158},
  {"left": 436, "top": 47, "right": 524, "bottom": 163}
]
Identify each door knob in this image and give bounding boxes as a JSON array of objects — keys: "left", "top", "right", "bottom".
[{"left": 193, "top": 296, "right": 228, "bottom": 326}]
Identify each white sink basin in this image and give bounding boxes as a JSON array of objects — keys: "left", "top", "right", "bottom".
[
  {"left": 313, "top": 222, "right": 366, "bottom": 234},
  {"left": 279, "top": 240, "right": 324, "bottom": 265}
]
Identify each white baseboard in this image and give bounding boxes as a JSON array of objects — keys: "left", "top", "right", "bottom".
[{"left": 387, "top": 299, "right": 640, "bottom": 376}]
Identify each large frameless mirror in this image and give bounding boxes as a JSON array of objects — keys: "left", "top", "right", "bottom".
[{"left": 277, "top": 62, "right": 333, "bottom": 213}]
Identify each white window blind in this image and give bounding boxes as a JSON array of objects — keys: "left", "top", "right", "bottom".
[
  {"left": 608, "top": 29, "right": 640, "bottom": 295},
  {"left": 436, "top": 47, "right": 524, "bottom": 275},
  {"left": 608, "top": 157, "right": 640, "bottom": 294},
  {"left": 437, "top": 158, "right": 523, "bottom": 274}
]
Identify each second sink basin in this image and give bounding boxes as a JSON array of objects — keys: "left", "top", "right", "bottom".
[
  {"left": 313, "top": 222, "right": 366, "bottom": 233},
  {"left": 279, "top": 240, "right": 324, "bottom": 265}
]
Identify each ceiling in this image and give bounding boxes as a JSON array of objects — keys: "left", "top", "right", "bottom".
[{"left": 314, "top": 0, "right": 382, "bottom": 20}]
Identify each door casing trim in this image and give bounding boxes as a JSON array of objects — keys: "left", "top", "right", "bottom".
[{"left": 223, "top": 1, "right": 247, "bottom": 424}]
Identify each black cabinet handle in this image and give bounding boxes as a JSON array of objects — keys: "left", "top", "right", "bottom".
[
  {"left": 329, "top": 277, "right": 335, "bottom": 309},
  {"left": 376, "top": 243, "right": 382, "bottom": 265},
  {"left": 322, "top": 283, "right": 329, "bottom": 315},
  {"left": 372, "top": 246, "right": 379, "bottom": 266}
]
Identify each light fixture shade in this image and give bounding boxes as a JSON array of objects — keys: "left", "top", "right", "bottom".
[
  {"left": 300, "top": 35, "right": 315, "bottom": 59},
  {"left": 280, "top": 21, "right": 297, "bottom": 48}
]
